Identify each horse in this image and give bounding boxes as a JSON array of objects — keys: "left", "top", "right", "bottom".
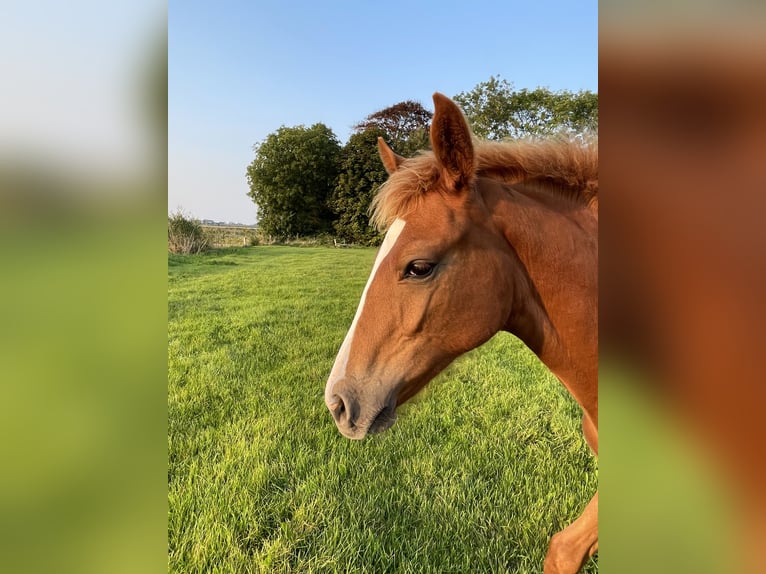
[{"left": 324, "top": 93, "right": 598, "bottom": 574}]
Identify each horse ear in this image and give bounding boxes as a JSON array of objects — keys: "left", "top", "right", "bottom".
[
  {"left": 430, "top": 92, "right": 475, "bottom": 189},
  {"left": 377, "top": 137, "right": 405, "bottom": 174}
]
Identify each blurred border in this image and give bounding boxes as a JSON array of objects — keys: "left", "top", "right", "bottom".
[
  {"left": 0, "top": 2, "right": 168, "bottom": 573},
  {"left": 601, "top": 3, "right": 766, "bottom": 572}
]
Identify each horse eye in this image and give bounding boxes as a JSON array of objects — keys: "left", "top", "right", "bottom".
[{"left": 404, "top": 260, "right": 435, "bottom": 279}]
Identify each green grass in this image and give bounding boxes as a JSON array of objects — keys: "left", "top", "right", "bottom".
[{"left": 168, "top": 246, "right": 598, "bottom": 573}]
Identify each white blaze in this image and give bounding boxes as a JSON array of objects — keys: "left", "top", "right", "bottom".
[{"left": 325, "top": 218, "right": 406, "bottom": 403}]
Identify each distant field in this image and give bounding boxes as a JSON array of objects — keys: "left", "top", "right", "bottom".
[
  {"left": 168, "top": 246, "right": 598, "bottom": 573},
  {"left": 200, "top": 225, "right": 258, "bottom": 248}
]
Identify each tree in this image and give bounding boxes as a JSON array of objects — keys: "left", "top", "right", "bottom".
[
  {"left": 330, "top": 128, "right": 389, "bottom": 245},
  {"left": 453, "top": 76, "right": 598, "bottom": 140},
  {"left": 353, "top": 100, "right": 433, "bottom": 153},
  {"left": 246, "top": 124, "right": 341, "bottom": 238},
  {"left": 327, "top": 100, "right": 433, "bottom": 245}
]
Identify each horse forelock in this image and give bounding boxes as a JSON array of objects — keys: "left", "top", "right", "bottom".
[
  {"left": 370, "top": 152, "right": 440, "bottom": 232},
  {"left": 370, "top": 138, "right": 598, "bottom": 230}
]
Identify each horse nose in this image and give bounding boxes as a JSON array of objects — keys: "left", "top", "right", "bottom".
[{"left": 326, "top": 385, "right": 362, "bottom": 438}]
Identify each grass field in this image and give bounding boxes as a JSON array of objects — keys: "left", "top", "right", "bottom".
[
  {"left": 168, "top": 246, "right": 598, "bottom": 573},
  {"left": 200, "top": 225, "right": 259, "bottom": 248}
]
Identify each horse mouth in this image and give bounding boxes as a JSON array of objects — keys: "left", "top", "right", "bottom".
[{"left": 367, "top": 404, "right": 397, "bottom": 434}]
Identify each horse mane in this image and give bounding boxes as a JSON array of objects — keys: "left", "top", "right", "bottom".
[{"left": 370, "top": 137, "right": 598, "bottom": 231}]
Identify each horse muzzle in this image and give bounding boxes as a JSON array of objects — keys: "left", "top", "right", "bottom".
[{"left": 325, "top": 378, "right": 398, "bottom": 439}]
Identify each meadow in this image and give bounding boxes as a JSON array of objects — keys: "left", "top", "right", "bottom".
[
  {"left": 168, "top": 246, "right": 598, "bottom": 573},
  {"left": 200, "top": 225, "right": 258, "bottom": 248}
]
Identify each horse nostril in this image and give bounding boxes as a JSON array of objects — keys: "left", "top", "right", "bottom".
[
  {"left": 329, "top": 394, "right": 346, "bottom": 422},
  {"left": 327, "top": 388, "right": 361, "bottom": 435}
]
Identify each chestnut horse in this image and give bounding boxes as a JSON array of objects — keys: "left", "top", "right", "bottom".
[{"left": 324, "top": 93, "right": 598, "bottom": 574}]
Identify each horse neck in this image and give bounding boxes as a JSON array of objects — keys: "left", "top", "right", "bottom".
[{"left": 485, "top": 180, "right": 599, "bottom": 415}]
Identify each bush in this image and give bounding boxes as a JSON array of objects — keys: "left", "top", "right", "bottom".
[{"left": 168, "top": 210, "right": 208, "bottom": 254}]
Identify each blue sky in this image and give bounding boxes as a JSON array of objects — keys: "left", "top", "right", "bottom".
[{"left": 169, "top": 0, "right": 597, "bottom": 224}]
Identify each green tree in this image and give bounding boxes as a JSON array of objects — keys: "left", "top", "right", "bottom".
[
  {"left": 453, "top": 76, "right": 598, "bottom": 140},
  {"left": 246, "top": 124, "right": 341, "bottom": 238},
  {"left": 330, "top": 128, "right": 389, "bottom": 245},
  {"left": 329, "top": 101, "right": 433, "bottom": 245}
]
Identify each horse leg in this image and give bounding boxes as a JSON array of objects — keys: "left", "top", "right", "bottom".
[
  {"left": 543, "top": 412, "right": 598, "bottom": 574},
  {"left": 543, "top": 492, "right": 599, "bottom": 574}
]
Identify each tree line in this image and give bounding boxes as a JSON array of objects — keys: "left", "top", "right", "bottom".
[{"left": 246, "top": 76, "right": 597, "bottom": 245}]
